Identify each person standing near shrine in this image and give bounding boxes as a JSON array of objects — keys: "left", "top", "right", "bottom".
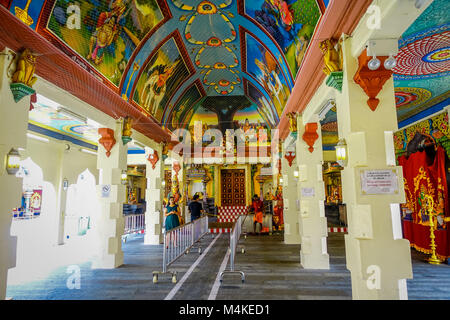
[
  {"left": 251, "top": 194, "right": 264, "bottom": 235},
  {"left": 164, "top": 196, "right": 180, "bottom": 232},
  {"left": 188, "top": 194, "right": 204, "bottom": 222}
]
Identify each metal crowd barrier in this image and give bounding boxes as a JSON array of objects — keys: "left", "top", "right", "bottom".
[
  {"left": 219, "top": 215, "right": 246, "bottom": 283},
  {"left": 153, "top": 215, "right": 209, "bottom": 283},
  {"left": 122, "top": 213, "right": 145, "bottom": 242}
]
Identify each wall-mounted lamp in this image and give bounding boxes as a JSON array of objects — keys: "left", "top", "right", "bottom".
[
  {"left": 6, "top": 148, "right": 21, "bottom": 175},
  {"left": 383, "top": 54, "right": 397, "bottom": 70},
  {"left": 162, "top": 180, "right": 166, "bottom": 187},
  {"left": 368, "top": 55, "right": 381, "bottom": 70},
  {"left": 294, "top": 170, "right": 299, "bottom": 178},
  {"left": 121, "top": 170, "right": 128, "bottom": 185},
  {"left": 335, "top": 139, "right": 348, "bottom": 167}
]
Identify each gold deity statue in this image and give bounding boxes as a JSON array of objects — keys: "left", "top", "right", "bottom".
[
  {"left": 12, "top": 48, "right": 37, "bottom": 87},
  {"left": 319, "top": 39, "right": 343, "bottom": 75},
  {"left": 287, "top": 112, "right": 297, "bottom": 133}
]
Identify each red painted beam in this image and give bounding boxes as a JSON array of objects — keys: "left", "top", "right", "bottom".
[
  {"left": 277, "top": 0, "right": 373, "bottom": 140},
  {"left": 0, "top": 6, "right": 171, "bottom": 144}
]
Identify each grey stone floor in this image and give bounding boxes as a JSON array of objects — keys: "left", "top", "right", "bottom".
[{"left": 5, "top": 232, "right": 450, "bottom": 300}]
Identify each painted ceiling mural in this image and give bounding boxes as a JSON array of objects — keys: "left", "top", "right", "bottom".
[
  {"left": 393, "top": 0, "right": 450, "bottom": 127},
  {"left": 1, "top": 0, "right": 328, "bottom": 137},
  {"left": 321, "top": 0, "right": 450, "bottom": 152}
]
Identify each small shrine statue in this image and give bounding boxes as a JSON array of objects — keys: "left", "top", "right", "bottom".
[
  {"left": 12, "top": 48, "right": 37, "bottom": 87},
  {"left": 287, "top": 112, "right": 297, "bottom": 133},
  {"left": 122, "top": 116, "right": 133, "bottom": 145},
  {"left": 319, "top": 39, "right": 342, "bottom": 75}
]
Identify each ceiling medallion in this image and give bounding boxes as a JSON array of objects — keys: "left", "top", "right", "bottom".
[
  {"left": 207, "top": 37, "right": 222, "bottom": 47},
  {"left": 197, "top": 1, "right": 218, "bottom": 15}
]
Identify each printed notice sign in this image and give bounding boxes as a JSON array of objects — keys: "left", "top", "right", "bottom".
[
  {"left": 360, "top": 170, "right": 398, "bottom": 195},
  {"left": 101, "top": 185, "right": 111, "bottom": 198},
  {"left": 301, "top": 187, "right": 315, "bottom": 197}
]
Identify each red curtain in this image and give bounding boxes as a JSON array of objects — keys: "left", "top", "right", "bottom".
[{"left": 398, "top": 146, "right": 449, "bottom": 259}]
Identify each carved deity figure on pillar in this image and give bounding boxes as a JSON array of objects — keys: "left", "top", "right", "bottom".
[{"left": 319, "top": 39, "right": 343, "bottom": 75}]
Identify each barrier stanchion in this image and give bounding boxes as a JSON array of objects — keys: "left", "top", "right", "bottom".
[
  {"left": 122, "top": 213, "right": 145, "bottom": 242},
  {"left": 219, "top": 215, "right": 246, "bottom": 283},
  {"left": 153, "top": 215, "right": 209, "bottom": 283}
]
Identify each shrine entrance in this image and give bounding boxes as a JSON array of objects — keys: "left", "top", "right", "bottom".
[{"left": 220, "top": 169, "right": 246, "bottom": 206}]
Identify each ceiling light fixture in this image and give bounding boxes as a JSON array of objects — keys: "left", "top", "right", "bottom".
[
  {"left": 368, "top": 55, "right": 381, "bottom": 70},
  {"left": 80, "top": 148, "right": 97, "bottom": 156},
  {"left": 415, "top": 0, "right": 427, "bottom": 9},
  {"left": 27, "top": 132, "right": 49, "bottom": 143},
  {"left": 57, "top": 106, "right": 87, "bottom": 124},
  {"left": 383, "top": 54, "right": 397, "bottom": 70}
]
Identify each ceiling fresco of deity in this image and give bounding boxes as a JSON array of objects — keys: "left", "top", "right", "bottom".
[
  {"left": 1, "top": 0, "right": 328, "bottom": 136},
  {"left": 2, "top": 0, "right": 447, "bottom": 152}
]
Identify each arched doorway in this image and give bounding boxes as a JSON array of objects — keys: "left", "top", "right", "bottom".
[
  {"left": 64, "top": 169, "right": 99, "bottom": 244},
  {"left": 8, "top": 157, "right": 58, "bottom": 284}
]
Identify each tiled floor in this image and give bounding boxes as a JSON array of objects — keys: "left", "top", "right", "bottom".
[{"left": 5, "top": 232, "right": 450, "bottom": 300}]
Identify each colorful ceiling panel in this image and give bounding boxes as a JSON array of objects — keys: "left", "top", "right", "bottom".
[
  {"left": 393, "top": 0, "right": 450, "bottom": 127},
  {"left": 1, "top": 0, "right": 328, "bottom": 134}
]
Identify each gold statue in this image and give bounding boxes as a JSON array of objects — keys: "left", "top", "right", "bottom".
[
  {"left": 287, "top": 112, "right": 297, "bottom": 133},
  {"left": 319, "top": 39, "right": 342, "bottom": 75},
  {"left": 123, "top": 116, "right": 133, "bottom": 137},
  {"left": 12, "top": 48, "right": 37, "bottom": 87}
]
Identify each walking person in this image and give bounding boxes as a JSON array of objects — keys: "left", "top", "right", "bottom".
[
  {"left": 251, "top": 194, "right": 264, "bottom": 235},
  {"left": 188, "top": 194, "right": 204, "bottom": 222}
]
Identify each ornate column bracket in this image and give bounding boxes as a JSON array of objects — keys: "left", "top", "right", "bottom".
[
  {"left": 319, "top": 39, "right": 343, "bottom": 92},
  {"left": 98, "top": 128, "right": 116, "bottom": 157},
  {"left": 147, "top": 150, "right": 159, "bottom": 169},
  {"left": 284, "top": 151, "right": 296, "bottom": 167},
  {"left": 9, "top": 48, "right": 37, "bottom": 102},
  {"left": 121, "top": 116, "right": 133, "bottom": 145},
  {"left": 353, "top": 49, "right": 392, "bottom": 111},
  {"left": 302, "top": 123, "right": 319, "bottom": 153}
]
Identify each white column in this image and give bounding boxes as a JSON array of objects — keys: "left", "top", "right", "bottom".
[
  {"left": 0, "top": 50, "right": 30, "bottom": 299},
  {"left": 144, "top": 144, "right": 164, "bottom": 245},
  {"left": 92, "top": 122, "right": 127, "bottom": 269},
  {"left": 296, "top": 115, "right": 329, "bottom": 269},
  {"left": 282, "top": 135, "right": 300, "bottom": 244},
  {"left": 336, "top": 37, "right": 412, "bottom": 299}
]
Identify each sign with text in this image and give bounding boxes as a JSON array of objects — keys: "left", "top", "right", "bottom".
[
  {"left": 101, "top": 185, "right": 111, "bottom": 198},
  {"left": 301, "top": 187, "right": 315, "bottom": 197},
  {"left": 360, "top": 170, "right": 398, "bottom": 195}
]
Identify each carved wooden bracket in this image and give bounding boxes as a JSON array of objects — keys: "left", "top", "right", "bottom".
[
  {"left": 353, "top": 50, "right": 392, "bottom": 111},
  {"left": 147, "top": 150, "right": 159, "bottom": 169},
  {"left": 98, "top": 128, "right": 116, "bottom": 157},
  {"left": 284, "top": 151, "right": 296, "bottom": 167},
  {"left": 302, "top": 123, "right": 319, "bottom": 153}
]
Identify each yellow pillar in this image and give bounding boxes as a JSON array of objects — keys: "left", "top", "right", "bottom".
[
  {"left": 296, "top": 115, "right": 329, "bottom": 269},
  {"left": 92, "top": 121, "right": 127, "bottom": 269},
  {"left": 336, "top": 36, "right": 412, "bottom": 299}
]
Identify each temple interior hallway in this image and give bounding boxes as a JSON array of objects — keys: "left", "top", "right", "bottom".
[{"left": 5, "top": 233, "right": 450, "bottom": 300}]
